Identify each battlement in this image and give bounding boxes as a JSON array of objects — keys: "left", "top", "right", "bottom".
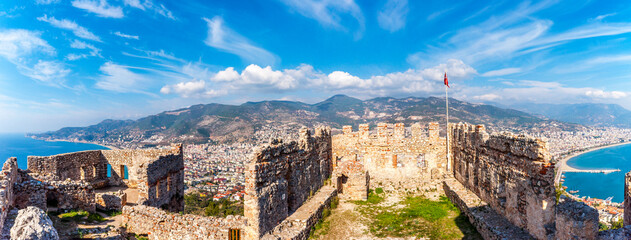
[
  {"left": 245, "top": 126, "right": 334, "bottom": 238},
  {"left": 333, "top": 122, "right": 446, "bottom": 190}
]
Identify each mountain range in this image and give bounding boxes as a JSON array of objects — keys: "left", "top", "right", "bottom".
[
  {"left": 31, "top": 95, "right": 582, "bottom": 145},
  {"left": 509, "top": 103, "right": 631, "bottom": 128}
]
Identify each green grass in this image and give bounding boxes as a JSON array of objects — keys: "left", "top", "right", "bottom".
[
  {"left": 87, "top": 212, "right": 106, "bottom": 222},
  {"left": 354, "top": 189, "right": 384, "bottom": 205},
  {"left": 58, "top": 210, "right": 89, "bottom": 222},
  {"left": 356, "top": 193, "right": 481, "bottom": 239}
]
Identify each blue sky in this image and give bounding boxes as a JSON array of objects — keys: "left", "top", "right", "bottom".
[{"left": 2, "top": 0, "right": 631, "bottom": 133}]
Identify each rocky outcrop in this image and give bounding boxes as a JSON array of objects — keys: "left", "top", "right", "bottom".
[{"left": 10, "top": 206, "right": 59, "bottom": 240}]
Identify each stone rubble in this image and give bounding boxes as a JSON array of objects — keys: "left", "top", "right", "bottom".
[{"left": 10, "top": 206, "right": 59, "bottom": 240}]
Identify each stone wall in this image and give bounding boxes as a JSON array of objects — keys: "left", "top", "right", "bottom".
[
  {"left": 625, "top": 171, "right": 631, "bottom": 226},
  {"left": 122, "top": 205, "right": 247, "bottom": 240},
  {"left": 332, "top": 122, "right": 446, "bottom": 190},
  {"left": 244, "top": 126, "right": 332, "bottom": 238},
  {"left": 13, "top": 178, "right": 96, "bottom": 212},
  {"left": 96, "top": 190, "right": 126, "bottom": 211},
  {"left": 0, "top": 158, "right": 18, "bottom": 229},
  {"left": 555, "top": 197, "right": 598, "bottom": 240},
  {"left": 25, "top": 145, "right": 184, "bottom": 212},
  {"left": 332, "top": 157, "right": 368, "bottom": 201},
  {"left": 449, "top": 123, "right": 555, "bottom": 239}
]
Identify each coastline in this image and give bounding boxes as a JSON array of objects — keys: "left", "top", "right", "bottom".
[
  {"left": 32, "top": 137, "right": 120, "bottom": 150},
  {"left": 555, "top": 141, "right": 631, "bottom": 184}
]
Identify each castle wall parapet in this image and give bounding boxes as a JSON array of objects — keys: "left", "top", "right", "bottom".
[
  {"left": 244, "top": 126, "right": 332, "bottom": 238},
  {"left": 333, "top": 122, "right": 446, "bottom": 190},
  {"left": 449, "top": 122, "right": 555, "bottom": 239}
]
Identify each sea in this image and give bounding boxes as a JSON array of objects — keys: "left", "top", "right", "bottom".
[
  {"left": 0, "top": 133, "right": 109, "bottom": 170},
  {"left": 562, "top": 143, "right": 631, "bottom": 203}
]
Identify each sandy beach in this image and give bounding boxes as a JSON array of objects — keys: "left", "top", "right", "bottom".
[
  {"left": 35, "top": 137, "right": 120, "bottom": 150},
  {"left": 555, "top": 141, "right": 631, "bottom": 184}
]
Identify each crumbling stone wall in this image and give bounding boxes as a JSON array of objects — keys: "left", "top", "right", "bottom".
[
  {"left": 244, "top": 126, "right": 332, "bottom": 238},
  {"left": 555, "top": 197, "right": 598, "bottom": 240},
  {"left": 96, "top": 190, "right": 126, "bottom": 211},
  {"left": 0, "top": 158, "right": 18, "bottom": 229},
  {"left": 450, "top": 123, "right": 555, "bottom": 239},
  {"left": 332, "top": 122, "right": 446, "bottom": 190},
  {"left": 122, "top": 205, "right": 247, "bottom": 240},
  {"left": 332, "top": 156, "right": 369, "bottom": 201},
  {"left": 625, "top": 171, "right": 631, "bottom": 226},
  {"left": 13, "top": 177, "right": 96, "bottom": 212},
  {"left": 25, "top": 145, "right": 184, "bottom": 212}
]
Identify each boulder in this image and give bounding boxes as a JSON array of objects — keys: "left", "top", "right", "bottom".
[{"left": 10, "top": 206, "right": 59, "bottom": 240}]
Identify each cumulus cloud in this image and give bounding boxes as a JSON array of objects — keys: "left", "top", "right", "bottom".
[
  {"left": 124, "top": 0, "right": 175, "bottom": 20},
  {"left": 71, "top": 0, "right": 123, "bottom": 18},
  {"left": 278, "top": 0, "right": 365, "bottom": 39},
  {"left": 585, "top": 90, "right": 627, "bottom": 99},
  {"left": 160, "top": 80, "right": 226, "bottom": 98},
  {"left": 113, "top": 31, "right": 139, "bottom": 40},
  {"left": 37, "top": 15, "right": 101, "bottom": 42},
  {"left": 161, "top": 59, "right": 477, "bottom": 98},
  {"left": 203, "top": 16, "right": 277, "bottom": 66},
  {"left": 377, "top": 0, "right": 408, "bottom": 32}
]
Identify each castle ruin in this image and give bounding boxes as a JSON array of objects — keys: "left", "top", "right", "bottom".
[
  {"left": 3, "top": 121, "right": 631, "bottom": 239},
  {"left": 333, "top": 122, "right": 446, "bottom": 191}
]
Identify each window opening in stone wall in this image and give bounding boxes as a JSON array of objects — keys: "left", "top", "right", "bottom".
[
  {"left": 120, "top": 165, "right": 129, "bottom": 179},
  {"left": 107, "top": 164, "right": 112, "bottom": 177},
  {"left": 417, "top": 154, "right": 426, "bottom": 168},
  {"left": 229, "top": 228, "right": 241, "bottom": 240},
  {"left": 167, "top": 174, "right": 171, "bottom": 192},
  {"left": 81, "top": 166, "right": 87, "bottom": 180},
  {"left": 92, "top": 165, "right": 97, "bottom": 179},
  {"left": 46, "top": 192, "right": 59, "bottom": 209},
  {"left": 156, "top": 180, "right": 161, "bottom": 199}
]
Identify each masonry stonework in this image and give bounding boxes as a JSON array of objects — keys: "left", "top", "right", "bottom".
[
  {"left": 333, "top": 122, "right": 446, "bottom": 191},
  {"left": 625, "top": 171, "right": 631, "bottom": 226},
  {"left": 244, "top": 126, "right": 333, "bottom": 238}
]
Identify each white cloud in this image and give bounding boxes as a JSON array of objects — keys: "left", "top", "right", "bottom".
[
  {"left": 481, "top": 67, "right": 521, "bottom": 77},
  {"left": 160, "top": 80, "right": 226, "bottom": 98},
  {"left": 377, "top": 0, "right": 408, "bottom": 32},
  {"left": 124, "top": 0, "right": 175, "bottom": 20},
  {"left": 408, "top": 0, "right": 631, "bottom": 68},
  {"left": 0, "top": 29, "right": 54, "bottom": 60},
  {"left": 585, "top": 90, "right": 627, "bottom": 99},
  {"left": 593, "top": 13, "right": 617, "bottom": 21},
  {"left": 212, "top": 67, "right": 239, "bottom": 82},
  {"left": 37, "top": 15, "right": 101, "bottom": 42},
  {"left": 472, "top": 93, "right": 502, "bottom": 101},
  {"left": 327, "top": 71, "right": 365, "bottom": 88},
  {"left": 96, "top": 62, "right": 146, "bottom": 92},
  {"left": 278, "top": 0, "right": 365, "bottom": 39},
  {"left": 66, "top": 39, "right": 101, "bottom": 60},
  {"left": 114, "top": 31, "right": 139, "bottom": 40},
  {"left": 203, "top": 16, "right": 277, "bottom": 66},
  {"left": 19, "top": 60, "right": 70, "bottom": 85},
  {"left": 35, "top": 0, "right": 60, "bottom": 4},
  {"left": 71, "top": 0, "right": 123, "bottom": 18}
]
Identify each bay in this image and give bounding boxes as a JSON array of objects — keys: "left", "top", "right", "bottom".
[
  {"left": 562, "top": 143, "right": 631, "bottom": 203},
  {"left": 0, "top": 133, "right": 109, "bottom": 170}
]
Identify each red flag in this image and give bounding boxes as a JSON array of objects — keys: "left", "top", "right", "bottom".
[{"left": 444, "top": 72, "right": 449, "bottom": 88}]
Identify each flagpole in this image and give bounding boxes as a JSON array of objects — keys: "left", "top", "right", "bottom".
[{"left": 445, "top": 77, "right": 451, "bottom": 172}]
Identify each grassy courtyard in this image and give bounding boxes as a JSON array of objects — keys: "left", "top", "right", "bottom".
[{"left": 310, "top": 188, "right": 482, "bottom": 240}]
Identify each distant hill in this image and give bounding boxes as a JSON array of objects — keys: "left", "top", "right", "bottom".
[
  {"left": 31, "top": 95, "right": 581, "bottom": 145},
  {"left": 510, "top": 103, "right": 631, "bottom": 128}
]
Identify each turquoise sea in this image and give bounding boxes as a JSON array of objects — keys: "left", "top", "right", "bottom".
[
  {"left": 0, "top": 133, "right": 109, "bottom": 170},
  {"left": 562, "top": 143, "right": 631, "bottom": 203}
]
